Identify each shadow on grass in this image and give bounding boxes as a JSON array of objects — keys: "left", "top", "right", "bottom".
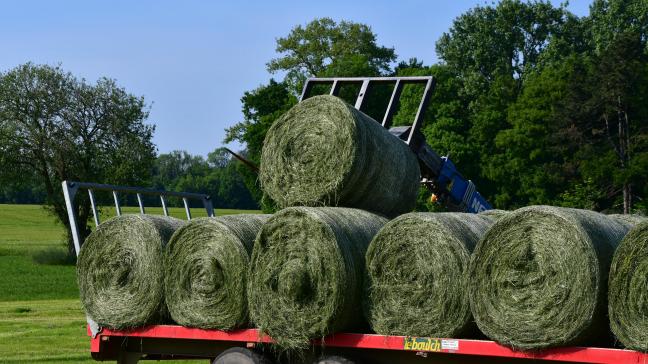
[{"left": 32, "top": 248, "right": 76, "bottom": 266}]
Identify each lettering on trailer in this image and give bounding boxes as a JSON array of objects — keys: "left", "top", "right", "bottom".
[
  {"left": 470, "top": 196, "right": 487, "bottom": 213},
  {"left": 403, "top": 337, "right": 460, "bottom": 352}
]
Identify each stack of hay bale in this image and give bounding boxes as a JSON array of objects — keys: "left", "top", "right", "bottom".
[{"left": 76, "top": 92, "right": 648, "bottom": 355}]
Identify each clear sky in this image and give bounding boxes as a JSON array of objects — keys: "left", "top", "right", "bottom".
[{"left": 0, "top": 0, "right": 591, "bottom": 156}]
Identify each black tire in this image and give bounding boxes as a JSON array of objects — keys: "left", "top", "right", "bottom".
[
  {"left": 213, "top": 347, "right": 273, "bottom": 364},
  {"left": 314, "top": 355, "right": 356, "bottom": 364}
]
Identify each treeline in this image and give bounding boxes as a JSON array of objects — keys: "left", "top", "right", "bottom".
[
  {"left": 227, "top": 0, "right": 648, "bottom": 214},
  {"left": 0, "top": 148, "right": 258, "bottom": 210}
]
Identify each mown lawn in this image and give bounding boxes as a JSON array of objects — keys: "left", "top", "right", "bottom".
[{"left": 0, "top": 203, "right": 258, "bottom": 363}]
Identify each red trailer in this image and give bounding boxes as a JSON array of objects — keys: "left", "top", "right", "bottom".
[{"left": 88, "top": 324, "right": 648, "bottom": 364}]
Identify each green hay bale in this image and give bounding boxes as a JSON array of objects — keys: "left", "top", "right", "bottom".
[
  {"left": 478, "top": 209, "right": 509, "bottom": 220},
  {"left": 365, "top": 212, "right": 495, "bottom": 338},
  {"left": 609, "top": 220, "right": 648, "bottom": 351},
  {"left": 248, "top": 207, "right": 387, "bottom": 350},
  {"left": 164, "top": 214, "right": 269, "bottom": 329},
  {"left": 259, "top": 95, "right": 420, "bottom": 217},
  {"left": 77, "top": 215, "right": 184, "bottom": 329},
  {"left": 608, "top": 214, "right": 647, "bottom": 226},
  {"left": 469, "top": 206, "right": 630, "bottom": 350}
]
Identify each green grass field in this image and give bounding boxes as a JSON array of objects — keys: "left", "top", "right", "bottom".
[{"left": 0, "top": 204, "right": 258, "bottom": 363}]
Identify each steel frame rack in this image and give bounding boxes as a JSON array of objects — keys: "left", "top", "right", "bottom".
[{"left": 89, "top": 325, "right": 648, "bottom": 364}]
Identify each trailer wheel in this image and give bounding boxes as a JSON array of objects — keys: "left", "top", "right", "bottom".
[
  {"left": 213, "top": 347, "right": 272, "bottom": 364},
  {"left": 314, "top": 355, "right": 357, "bottom": 364}
]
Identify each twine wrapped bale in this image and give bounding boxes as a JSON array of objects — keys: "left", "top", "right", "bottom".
[
  {"left": 77, "top": 215, "right": 184, "bottom": 329},
  {"left": 164, "top": 214, "right": 269, "bottom": 329},
  {"left": 609, "top": 220, "right": 648, "bottom": 351},
  {"left": 609, "top": 214, "right": 647, "bottom": 226},
  {"left": 248, "top": 207, "right": 387, "bottom": 350},
  {"left": 469, "top": 206, "right": 630, "bottom": 350},
  {"left": 479, "top": 209, "right": 508, "bottom": 220},
  {"left": 259, "top": 95, "right": 420, "bottom": 217},
  {"left": 365, "top": 212, "right": 495, "bottom": 338}
]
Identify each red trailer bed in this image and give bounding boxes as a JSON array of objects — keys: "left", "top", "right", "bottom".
[{"left": 88, "top": 325, "right": 648, "bottom": 364}]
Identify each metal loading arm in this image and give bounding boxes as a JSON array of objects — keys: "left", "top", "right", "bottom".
[{"left": 300, "top": 76, "right": 492, "bottom": 213}]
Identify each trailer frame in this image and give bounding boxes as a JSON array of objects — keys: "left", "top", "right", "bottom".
[{"left": 88, "top": 325, "right": 648, "bottom": 364}]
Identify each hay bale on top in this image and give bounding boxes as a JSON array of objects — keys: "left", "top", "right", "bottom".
[
  {"left": 164, "top": 214, "right": 269, "bottom": 329},
  {"left": 259, "top": 95, "right": 420, "bottom": 217},
  {"left": 478, "top": 209, "right": 508, "bottom": 220},
  {"left": 77, "top": 214, "right": 184, "bottom": 329},
  {"left": 365, "top": 212, "right": 494, "bottom": 338},
  {"left": 469, "top": 206, "right": 630, "bottom": 350},
  {"left": 609, "top": 220, "right": 648, "bottom": 351},
  {"left": 248, "top": 207, "right": 387, "bottom": 350}
]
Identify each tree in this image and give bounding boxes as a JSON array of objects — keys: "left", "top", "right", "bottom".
[
  {"left": 433, "top": 0, "right": 582, "bottom": 207},
  {"left": 0, "top": 63, "right": 156, "bottom": 257},
  {"left": 581, "top": 32, "right": 648, "bottom": 213},
  {"left": 152, "top": 148, "right": 258, "bottom": 210},
  {"left": 267, "top": 17, "right": 396, "bottom": 92},
  {"left": 436, "top": 0, "right": 574, "bottom": 95}
]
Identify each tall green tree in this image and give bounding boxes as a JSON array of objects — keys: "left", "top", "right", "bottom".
[
  {"left": 434, "top": 0, "right": 581, "bottom": 206},
  {"left": 0, "top": 63, "right": 156, "bottom": 256},
  {"left": 267, "top": 17, "right": 396, "bottom": 92}
]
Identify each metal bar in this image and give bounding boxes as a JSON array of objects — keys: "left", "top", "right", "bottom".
[
  {"left": 183, "top": 198, "right": 192, "bottom": 220},
  {"left": 299, "top": 79, "right": 314, "bottom": 101},
  {"left": 62, "top": 181, "right": 209, "bottom": 200},
  {"left": 61, "top": 181, "right": 82, "bottom": 256},
  {"left": 329, "top": 80, "right": 341, "bottom": 96},
  {"left": 382, "top": 80, "right": 404, "bottom": 128},
  {"left": 136, "top": 193, "right": 145, "bottom": 214},
  {"left": 112, "top": 191, "right": 121, "bottom": 216},
  {"left": 304, "top": 76, "right": 432, "bottom": 83},
  {"left": 88, "top": 189, "right": 100, "bottom": 227},
  {"left": 407, "top": 77, "right": 435, "bottom": 146},
  {"left": 160, "top": 196, "right": 169, "bottom": 216},
  {"left": 354, "top": 80, "right": 370, "bottom": 110},
  {"left": 202, "top": 197, "right": 214, "bottom": 218}
]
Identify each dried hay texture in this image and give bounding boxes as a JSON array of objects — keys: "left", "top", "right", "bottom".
[
  {"left": 469, "top": 205, "right": 629, "bottom": 350},
  {"left": 247, "top": 207, "right": 387, "bottom": 350},
  {"left": 77, "top": 214, "right": 184, "bottom": 329},
  {"left": 164, "top": 214, "right": 269, "bottom": 329},
  {"left": 365, "top": 212, "right": 494, "bottom": 338},
  {"left": 608, "top": 220, "right": 648, "bottom": 351},
  {"left": 259, "top": 95, "right": 420, "bottom": 217}
]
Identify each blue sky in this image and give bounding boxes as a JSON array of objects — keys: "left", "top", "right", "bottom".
[{"left": 0, "top": 1, "right": 591, "bottom": 156}]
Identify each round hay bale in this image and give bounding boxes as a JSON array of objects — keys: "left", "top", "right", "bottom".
[
  {"left": 478, "top": 209, "right": 508, "bottom": 220},
  {"left": 164, "top": 214, "right": 269, "bottom": 329},
  {"left": 248, "top": 207, "right": 387, "bottom": 350},
  {"left": 609, "top": 220, "right": 648, "bottom": 351},
  {"left": 469, "top": 205, "right": 630, "bottom": 350},
  {"left": 259, "top": 95, "right": 420, "bottom": 217},
  {"left": 365, "top": 212, "right": 494, "bottom": 338},
  {"left": 608, "top": 213, "right": 647, "bottom": 227},
  {"left": 77, "top": 214, "right": 184, "bottom": 329}
]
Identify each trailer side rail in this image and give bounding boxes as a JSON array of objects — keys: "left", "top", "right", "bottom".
[{"left": 90, "top": 326, "right": 648, "bottom": 364}]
